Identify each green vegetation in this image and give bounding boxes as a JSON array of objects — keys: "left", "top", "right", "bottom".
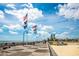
[{"left": 47, "top": 34, "right": 79, "bottom": 45}]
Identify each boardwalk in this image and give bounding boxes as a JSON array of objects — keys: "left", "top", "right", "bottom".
[
  {"left": 0, "top": 42, "right": 50, "bottom": 56},
  {"left": 51, "top": 45, "right": 79, "bottom": 56}
]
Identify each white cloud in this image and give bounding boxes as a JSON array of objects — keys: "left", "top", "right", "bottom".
[
  {"left": 38, "top": 24, "right": 54, "bottom": 32},
  {"left": 5, "top": 8, "right": 28, "bottom": 22},
  {"left": 2, "top": 25, "right": 8, "bottom": 28},
  {"left": 28, "top": 23, "right": 54, "bottom": 33},
  {"left": 25, "top": 22, "right": 54, "bottom": 35},
  {"left": 25, "top": 22, "right": 52, "bottom": 38},
  {"left": 2, "top": 24, "right": 23, "bottom": 35},
  {"left": 28, "top": 22, "right": 36, "bottom": 27},
  {"left": 2, "top": 24, "right": 23, "bottom": 31},
  {"left": 55, "top": 32, "right": 69, "bottom": 39},
  {"left": 5, "top": 3, "right": 43, "bottom": 23},
  {"left": 21, "top": 3, "right": 33, "bottom": 8},
  {"left": 52, "top": 32, "right": 56, "bottom": 34},
  {"left": 0, "top": 28, "right": 3, "bottom": 32},
  {"left": 38, "top": 31, "right": 48, "bottom": 35},
  {"left": 69, "top": 27, "right": 74, "bottom": 30},
  {"left": 42, "top": 25, "right": 53, "bottom": 31},
  {"left": 36, "top": 24, "right": 54, "bottom": 39},
  {"left": 38, "top": 30, "right": 50, "bottom": 38},
  {"left": 0, "top": 10, "right": 4, "bottom": 19},
  {"left": 66, "top": 26, "right": 75, "bottom": 30},
  {"left": 9, "top": 31, "right": 18, "bottom": 35},
  {"left": 28, "top": 8, "right": 43, "bottom": 21},
  {"left": 57, "top": 3, "right": 79, "bottom": 20},
  {"left": 6, "top": 4, "right": 16, "bottom": 9},
  {"left": 27, "top": 22, "right": 53, "bottom": 33}
]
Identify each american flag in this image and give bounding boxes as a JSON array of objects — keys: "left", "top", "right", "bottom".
[
  {"left": 32, "top": 25, "right": 37, "bottom": 31},
  {"left": 32, "top": 25, "right": 37, "bottom": 28},
  {"left": 23, "top": 13, "right": 28, "bottom": 29},
  {"left": 23, "top": 13, "right": 28, "bottom": 21}
]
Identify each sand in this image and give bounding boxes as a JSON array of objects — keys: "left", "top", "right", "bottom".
[{"left": 51, "top": 45, "right": 79, "bottom": 56}]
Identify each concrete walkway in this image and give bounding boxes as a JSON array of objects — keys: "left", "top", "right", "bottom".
[
  {"left": 51, "top": 45, "right": 79, "bottom": 56},
  {"left": 0, "top": 42, "right": 50, "bottom": 56}
]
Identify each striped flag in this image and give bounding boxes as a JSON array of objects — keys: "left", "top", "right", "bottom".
[
  {"left": 32, "top": 25, "right": 37, "bottom": 29},
  {"left": 23, "top": 14, "right": 28, "bottom": 21},
  {"left": 32, "top": 25, "right": 37, "bottom": 34},
  {"left": 23, "top": 13, "right": 28, "bottom": 29}
]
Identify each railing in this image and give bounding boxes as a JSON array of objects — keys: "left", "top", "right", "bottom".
[{"left": 47, "top": 42, "right": 57, "bottom": 56}]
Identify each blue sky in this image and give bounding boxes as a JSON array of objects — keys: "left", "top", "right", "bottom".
[{"left": 0, "top": 3, "right": 79, "bottom": 42}]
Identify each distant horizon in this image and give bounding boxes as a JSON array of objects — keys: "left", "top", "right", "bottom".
[{"left": 0, "top": 37, "right": 79, "bottom": 42}]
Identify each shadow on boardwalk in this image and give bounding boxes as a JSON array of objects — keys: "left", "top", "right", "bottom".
[{"left": 0, "top": 42, "right": 50, "bottom": 56}]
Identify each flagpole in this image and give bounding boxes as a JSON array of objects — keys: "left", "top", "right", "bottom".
[
  {"left": 22, "top": 6, "right": 32, "bottom": 46},
  {"left": 23, "top": 13, "right": 28, "bottom": 46},
  {"left": 23, "top": 30, "right": 25, "bottom": 46},
  {"left": 26, "top": 29, "right": 28, "bottom": 45},
  {"left": 32, "top": 25, "right": 37, "bottom": 44}
]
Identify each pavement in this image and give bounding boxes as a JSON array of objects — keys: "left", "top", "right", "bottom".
[
  {"left": 0, "top": 42, "right": 50, "bottom": 56},
  {"left": 51, "top": 45, "right": 79, "bottom": 56}
]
